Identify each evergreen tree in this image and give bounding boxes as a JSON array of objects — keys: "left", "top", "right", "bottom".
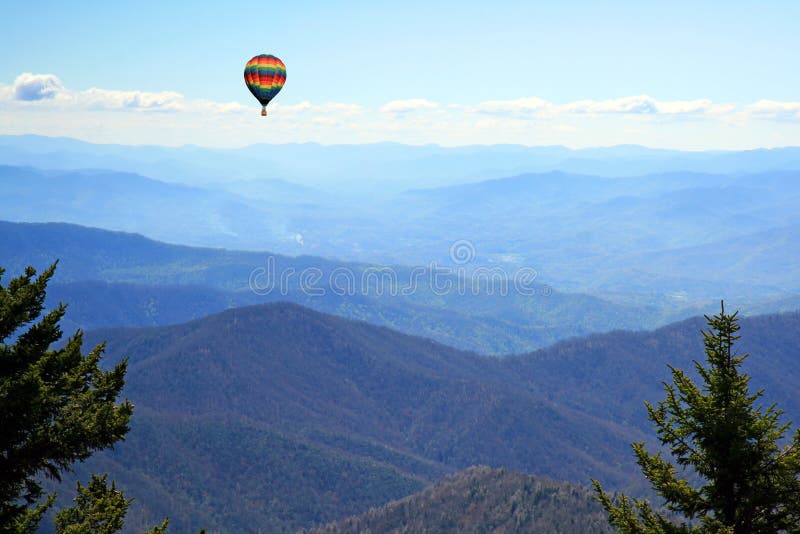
[
  {"left": 593, "top": 303, "right": 800, "bottom": 533},
  {"left": 54, "top": 474, "right": 168, "bottom": 534},
  {"left": 0, "top": 264, "right": 132, "bottom": 531}
]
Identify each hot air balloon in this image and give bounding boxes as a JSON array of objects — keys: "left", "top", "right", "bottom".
[{"left": 244, "top": 54, "right": 286, "bottom": 116}]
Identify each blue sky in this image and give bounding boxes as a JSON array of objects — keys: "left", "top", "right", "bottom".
[{"left": 1, "top": 1, "right": 799, "bottom": 148}]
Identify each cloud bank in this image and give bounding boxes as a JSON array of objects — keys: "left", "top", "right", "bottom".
[
  {"left": 469, "top": 95, "right": 736, "bottom": 118},
  {"left": 1, "top": 72, "right": 799, "bottom": 148},
  {"left": 12, "top": 73, "right": 64, "bottom": 101},
  {"left": 2, "top": 72, "right": 246, "bottom": 113},
  {"left": 746, "top": 100, "right": 800, "bottom": 121},
  {"left": 381, "top": 99, "right": 441, "bottom": 114}
]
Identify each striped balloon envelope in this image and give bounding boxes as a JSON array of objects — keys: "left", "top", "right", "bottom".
[{"left": 244, "top": 54, "right": 286, "bottom": 116}]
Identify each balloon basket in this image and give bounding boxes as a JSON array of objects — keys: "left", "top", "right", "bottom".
[{"left": 261, "top": 107, "right": 267, "bottom": 117}]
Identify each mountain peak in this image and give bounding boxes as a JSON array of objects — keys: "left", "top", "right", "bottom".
[{"left": 310, "top": 465, "right": 612, "bottom": 533}]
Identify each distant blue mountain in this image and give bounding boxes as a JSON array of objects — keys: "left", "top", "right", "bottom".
[
  {"left": 1, "top": 220, "right": 667, "bottom": 355},
  {"left": 3, "top": 134, "right": 800, "bottom": 193},
  {"left": 2, "top": 137, "right": 799, "bottom": 311},
  {"left": 0, "top": 164, "right": 315, "bottom": 251}
]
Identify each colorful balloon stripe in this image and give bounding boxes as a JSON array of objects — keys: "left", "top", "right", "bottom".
[{"left": 244, "top": 54, "right": 286, "bottom": 109}]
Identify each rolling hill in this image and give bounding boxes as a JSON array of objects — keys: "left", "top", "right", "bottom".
[
  {"left": 0, "top": 164, "right": 318, "bottom": 252},
  {"left": 389, "top": 170, "right": 800, "bottom": 297},
  {"left": 37, "top": 302, "right": 800, "bottom": 531},
  {"left": 309, "top": 466, "right": 612, "bottom": 533},
  {"left": 3, "top": 156, "right": 799, "bottom": 311},
  {"left": 1, "top": 220, "right": 666, "bottom": 355},
  {"left": 504, "top": 309, "right": 800, "bottom": 434}
]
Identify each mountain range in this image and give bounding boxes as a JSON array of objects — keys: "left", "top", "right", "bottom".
[
  {"left": 3, "top": 134, "right": 800, "bottom": 192},
  {"left": 36, "top": 302, "right": 800, "bottom": 532},
  {"left": 0, "top": 220, "right": 670, "bottom": 355},
  {"left": 2, "top": 140, "right": 799, "bottom": 313},
  {"left": 3, "top": 135, "right": 800, "bottom": 532}
]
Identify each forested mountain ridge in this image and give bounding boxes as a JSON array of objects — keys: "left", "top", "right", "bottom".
[
  {"left": 83, "top": 302, "right": 642, "bottom": 487},
  {"left": 504, "top": 309, "right": 800, "bottom": 433},
  {"left": 393, "top": 170, "right": 800, "bottom": 296},
  {"left": 3, "top": 158, "right": 798, "bottom": 307},
  {"left": 42, "top": 302, "right": 800, "bottom": 532},
  {"left": 3, "top": 158, "right": 799, "bottom": 309},
  {"left": 0, "top": 164, "right": 324, "bottom": 251},
  {"left": 309, "top": 466, "right": 612, "bottom": 533},
  {"left": 1, "top": 220, "right": 666, "bottom": 354}
]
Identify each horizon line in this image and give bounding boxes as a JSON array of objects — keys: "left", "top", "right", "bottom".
[{"left": 2, "top": 132, "right": 800, "bottom": 153}]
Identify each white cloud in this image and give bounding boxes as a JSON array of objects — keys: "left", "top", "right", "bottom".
[
  {"left": 0, "top": 73, "right": 245, "bottom": 114},
  {"left": 12, "top": 73, "right": 65, "bottom": 101},
  {"left": 472, "top": 95, "right": 736, "bottom": 119},
  {"left": 381, "top": 99, "right": 440, "bottom": 113},
  {"left": 79, "top": 88, "right": 185, "bottom": 111},
  {"left": 746, "top": 100, "right": 800, "bottom": 121},
  {"left": 74, "top": 88, "right": 248, "bottom": 114},
  {"left": 312, "top": 117, "right": 339, "bottom": 126},
  {"left": 2, "top": 71, "right": 800, "bottom": 148},
  {"left": 472, "top": 97, "right": 552, "bottom": 116},
  {"left": 195, "top": 99, "right": 249, "bottom": 114},
  {"left": 656, "top": 99, "right": 734, "bottom": 115},
  {"left": 273, "top": 101, "right": 364, "bottom": 116},
  {"left": 318, "top": 102, "right": 364, "bottom": 115},
  {"left": 564, "top": 95, "right": 658, "bottom": 114},
  {"left": 274, "top": 101, "right": 313, "bottom": 113}
]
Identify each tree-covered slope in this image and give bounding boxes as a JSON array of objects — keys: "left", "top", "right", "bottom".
[
  {"left": 0, "top": 220, "right": 665, "bottom": 354},
  {"left": 48, "top": 409, "right": 430, "bottom": 533},
  {"left": 84, "top": 303, "right": 640, "bottom": 487},
  {"left": 54, "top": 302, "right": 644, "bottom": 531},
  {"left": 53, "top": 303, "right": 800, "bottom": 531},
  {"left": 309, "top": 466, "right": 612, "bottom": 534},
  {"left": 504, "top": 310, "right": 800, "bottom": 434}
]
